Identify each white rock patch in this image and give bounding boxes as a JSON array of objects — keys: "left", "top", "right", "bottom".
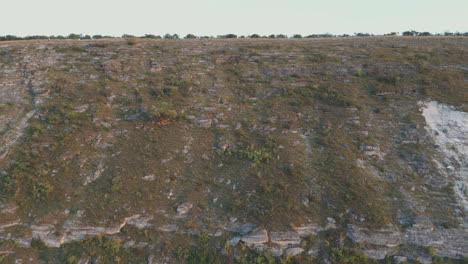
[{"left": 421, "top": 101, "right": 467, "bottom": 212}]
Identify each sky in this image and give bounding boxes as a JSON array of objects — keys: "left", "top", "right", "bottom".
[{"left": 1, "top": 0, "right": 467, "bottom": 37}]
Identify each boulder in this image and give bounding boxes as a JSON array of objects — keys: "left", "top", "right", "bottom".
[
  {"left": 241, "top": 229, "right": 268, "bottom": 245},
  {"left": 285, "top": 247, "right": 304, "bottom": 257}
]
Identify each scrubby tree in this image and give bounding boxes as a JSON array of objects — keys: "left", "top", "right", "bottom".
[
  {"left": 402, "top": 30, "right": 417, "bottom": 36},
  {"left": 24, "top": 35, "right": 48, "bottom": 40},
  {"left": 184, "top": 34, "right": 197, "bottom": 39},
  {"left": 355, "top": 32, "right": 371, "bottom": 37},
  {"left": 292, "top": 34, "right": 302, "bottom": 38},
  {"left": 143, "top": 34, "right": 160, "bottom": 39},
  {"left": 164, "top": 33, "right": 179, "bottom": 39},
  {"left": 418, "top": 32, "right": 431, "bottom": 36},
  {"left": 223, "top": 34, "right": 237, "bottom": 39},
  {"left": 68, "top": 33, "right": 82, "bottom": 39},
  {"left": 249, "top": 34, "right": 261, "bottom": 38},
  {"left": 0, "top": 35, "right": 21, "bottom": 41}
]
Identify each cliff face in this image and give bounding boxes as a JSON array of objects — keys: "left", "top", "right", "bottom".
[{"left": 0, "top": 37, "right": 466, "bottom": 263}]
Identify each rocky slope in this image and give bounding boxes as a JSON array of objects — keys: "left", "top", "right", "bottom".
[{"left": 0, "top": 37, "right": 466, "bottom": 263}]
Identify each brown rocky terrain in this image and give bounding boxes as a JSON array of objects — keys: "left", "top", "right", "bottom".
[{"left": 0, "top": 37, "right": 466, "bottom": 263}]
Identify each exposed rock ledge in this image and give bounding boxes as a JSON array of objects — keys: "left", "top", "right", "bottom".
[
  {"left": 1, "top": 214, "right": 467, "bottom": 259},
  {"left": 420, "top": 101, "right": 467, "bottom": 212},
  {"left": 0, "top": 215, "right": 335, "bottom": 258},
  {"left": 0, "top": 215, "right": 152, "bottom": 248},
  {"left": 347, "top": 224, "right": 468, "bottom": 259}
]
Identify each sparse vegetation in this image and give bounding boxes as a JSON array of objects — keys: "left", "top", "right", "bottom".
[
  {"left": 0, "top": 36, "right": 466, "bottom": 263},
  {"left": 226, "top": 145, "right": 272, "bottom": 165}
]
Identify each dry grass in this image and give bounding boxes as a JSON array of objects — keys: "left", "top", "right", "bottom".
[{"left": 0, "top": 36, "right": 466, "bottom": 263}]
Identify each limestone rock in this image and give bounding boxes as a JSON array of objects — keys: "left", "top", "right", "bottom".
[
  {"left": 270, "top": 231, "right": 301, "bottom": 247},
  {"left": 142, "top": 174, "right": 156, "bottom": 181},
  {"left": 229, "top": 236, "right": 241, "bottom": 246},
  {"left": 123, "top": 240, "right": 135, "bottom": 248},
  {"left": 147, "top": 255, "right": 157, "bottom": 264},
  {"left": 83, "top": 161, "right": 105, "bottom": 185},
  {"left": 421, "top": 101, "right": 468, "bottom": 212},
  {"left": 157, "top": 224, "right": 177, "bottom": 232},
  {"left": 393, "top": 256, "right": 408, "bottom": 263},
  {"left": 74, "top": 104, "right": 89, "bottom": 113},
  {"left": 347, "top": 224, "right": 403, "bottom": 247},
  {"left": 77, "top": 257, "right": 90, "bottom": 264},
  {"left": 241, "top": 229, "right": 268, "bottom": 245},
  {"left": 269, "top": 246, "right": 285, "bottom": 257},
  {"left": 226, "top": 223, "right": 256, "bottom": 235},
  {"left": 196, "top": 119, "right": 213, "bottom": 127},
  {"left": 308, "top": 248, "right": 319, "bottom": 257},
  {"left": 294, "top": 223, "right": 335, "bottom": 237},
  {"left": 126, "top": 215, "right": 153, "bottom": 229},
  {"left": 363, "top": 248, "right": 394, "bottom": 260},
  {"left": 284, "top": 247, "right": 304, "bottom": 257},
  {"left": 176, "top": 203, "right": 193, "bottom": 215}
]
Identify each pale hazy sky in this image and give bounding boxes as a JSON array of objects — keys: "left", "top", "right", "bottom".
[{"left": 2, "top": 0, "right": 467, "bottom": 37}]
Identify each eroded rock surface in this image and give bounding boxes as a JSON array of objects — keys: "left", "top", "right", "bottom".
[
  {"left": 421, "top": 101, "right": 468, "bottom": 212},
  {"left": 0, "top": 38, "right": 466, "bottom": 263}
]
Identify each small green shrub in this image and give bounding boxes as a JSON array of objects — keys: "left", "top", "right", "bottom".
[
  {"left": 31, "top": 181, "right": 53, "bottom": 200},
  {"left": 313, "top": 86, "right": 352, "bottom": 107},
  {"left": 149, "top": 103, "right": 178, "bottom": 120},
  {"left": 226, "top": 145, "right": 272, "bottom": 165},
  {"left": 70, "top": 45, "right": 85, "bottom": 52},
  {"left": 354, "top": 70, "right": 366, "bottom": 77},
  {"left": 280, "top": 85, "right": 351, "bottom": 107},
  {"left": 149, "top": 86, "right": 177, "bottom": 98},
  {"left": 111, "top": 176, "right": 122, "bottom": 192},
  {"left": 331, "top": 248, "right": 368, "bottom": 264}
]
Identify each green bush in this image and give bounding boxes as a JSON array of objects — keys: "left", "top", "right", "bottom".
[
  {"left": 331, "top": 248, "right": 368, "bottom": 264},
  {"left": 280, "top": 85, "right": 351, "bottom": 107},
  {"left": 111, "top": 176, "right": 122, "bottom": 192},
  {"left": 185, "top": 34, "right": 197, "bottom": 39},
  {"left": 31, "top": 181, "right": 53, "bottom": 200},
  {"left": 226, "top": 145, "right": 272, "bottom": 165},
  {"left": 149, "top": 103, "right": 178, "bottom": 120},
  {"left": 313, "top": 86, "right": 351, "bottom": 107},
  {"left": 149, "top": 86, "right": 177, "bottom": 98},
  {"left": 70, "top": 45, "right": 85, "bottom": 52}
]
